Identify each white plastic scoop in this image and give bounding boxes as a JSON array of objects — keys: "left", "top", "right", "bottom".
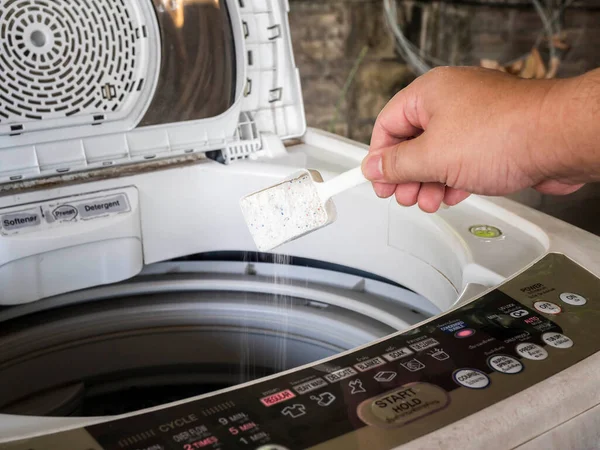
[{"left": 240, "top": 166, "right": 367, "bottom": 252}]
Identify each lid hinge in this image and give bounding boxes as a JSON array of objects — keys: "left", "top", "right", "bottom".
[
  {"left": 220, "top": 139, "right": 262, "bottom": 164},
  {"left": 215, "top": 112, "right": 262, "bottom": 164}
]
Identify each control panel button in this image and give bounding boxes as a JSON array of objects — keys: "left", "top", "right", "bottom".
[
  {"left": 454, "top": 328, "right": 475, "bottom": 339},
  {"left": 509, "top": 309, "right": 529, "bottom": 318},
  {"left": 488, "top": 355, "right": 523, "bottom": 374},
  {"left": 453, "top": 369, "right": 490, "bottom": 389},
  {"left": 354, "top": 356, "right": 385, "bottom": 372},
  {"left": 515, "top": 342, "right": 548, "bottom": 360},
  {"left": 324, "top": 367, "right": 357, "bottom": 383},
  {"left": 293, "top": 377, "right": 327, "bottom": 395},
  {"left": 358, "top": 383, "right": 450, "bottom": 428},
  {"left": 260, "top": 390, "right": 296, "bottom": 407},
  {"left": 533, "top": 301, "right": 562, "bottom": 315},
  {"left": 409, "top": 337, "right": 440, "bottom": 352},
  {"left": 542, "top": 332, "right": 573, "bottom": 349},
  {"left": 560, "top": 292, "right": 587, "bottom": 306},
  {"left": 382, "top": 347, "right": 414, "bottom": 361}
]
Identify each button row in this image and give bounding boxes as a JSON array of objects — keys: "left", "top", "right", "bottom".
[
  {"left": 453, "top": 354, "right": 523, "bottom": 389},
  {"left": 454, "top": 332, "right": 572, "bottom": 389},
  {"left": 533, "top": 292, "right": 588, "bottom": 315},
  {"left": 363, "top": 331, "right": 576, "bottom": 428},
  {"left": 512, "top": 332, "right": 573, "bottom": 361}
]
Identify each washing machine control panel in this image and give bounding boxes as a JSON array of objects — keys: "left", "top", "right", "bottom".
[{"left": 4, "top": 253, "right": 600, "bottom": 450}]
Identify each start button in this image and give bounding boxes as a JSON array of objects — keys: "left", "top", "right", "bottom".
[{"left": 357, "top": 383, "right": 449, "bottom": 428}]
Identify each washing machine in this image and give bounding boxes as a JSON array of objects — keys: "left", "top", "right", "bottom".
[{"left": 1, "top": 0, "right": 600, "bottom": 449}]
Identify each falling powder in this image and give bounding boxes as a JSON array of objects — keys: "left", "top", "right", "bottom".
[{"left": 240, "top": 173, "right": 329, "bottom": 251}]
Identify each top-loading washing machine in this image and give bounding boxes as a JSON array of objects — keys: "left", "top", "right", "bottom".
[{"left": 1, "top": 0, "right": 600, "bottom": 449}]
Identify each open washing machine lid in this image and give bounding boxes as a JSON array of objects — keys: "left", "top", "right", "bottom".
[{"left": 0, "top": 0, "right": 306, "bottom": 182}]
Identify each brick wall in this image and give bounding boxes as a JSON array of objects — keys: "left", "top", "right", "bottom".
[{"left": 289, "top": 0, "right": 600, "bottom": 144}]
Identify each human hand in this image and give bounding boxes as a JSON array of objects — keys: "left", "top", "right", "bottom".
[{"left": 361, "top": 66, "right": 591, "bottom": 212}]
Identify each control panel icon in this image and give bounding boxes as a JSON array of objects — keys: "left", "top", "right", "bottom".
[
  {"left": 400, "top": 358, "right": 426, "bottom": 372},
  {"left": 310, "top": 392, "right": 336, "bottom": 407},
  {"left": 427, "top": 348, "right": 449, "bottom": 361},
  {"left": 349, "top": 379, "right": 366, "bottom": 395},
  {"left": 509, "top": 309, "right": 529, "bottom": 318},
  {"left": 281, "top": 404, "right": 306, "bottom": 419},
  {"left": 374, "top": 371, "right": 397, "bottom": 382}
]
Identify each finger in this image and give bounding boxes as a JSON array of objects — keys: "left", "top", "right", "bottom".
[
  {"left": 370, "top": 88, "right": 425, "bottom": 152},
  {"left": 374, "top": 182, "right": 397, "bottom": 198},
  {"left": 417, "top": 182, "right": 446, "bottom": 213},
  {"left": 394, "top": 182, "right": 421, "bottom": 206},
  {"left": 370, "top": 121, "right": 409, "bottom": 154},
  {"left": 533, "top": 180, "right": 584, "bottom": 195},
  {"left": 444, "top": 187, "right": 471, "bottom": 206},
  {"left": 363, "top": 135, "right": 440, "bottom": 184}
]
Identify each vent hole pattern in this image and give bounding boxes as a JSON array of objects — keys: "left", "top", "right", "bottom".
[{"left": 0, "top": 0, "right": 149, "bottom": 128}]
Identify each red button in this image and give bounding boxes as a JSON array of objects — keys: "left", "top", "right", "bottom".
[{"left": 455, "top": 328, "right": 475, "bottom": 338}]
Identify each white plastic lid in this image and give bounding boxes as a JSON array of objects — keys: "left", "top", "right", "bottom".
[{"left": 0, "top": 0, "right": 305, "bottom": 183}]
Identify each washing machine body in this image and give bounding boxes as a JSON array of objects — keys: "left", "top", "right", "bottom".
[{"left": 1, "top": 0, "right": 600, "bottom": 448}]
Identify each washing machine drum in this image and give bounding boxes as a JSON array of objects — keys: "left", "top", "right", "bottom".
[{"left": 0, "top": 254, "right": 430, "bottom": 418}]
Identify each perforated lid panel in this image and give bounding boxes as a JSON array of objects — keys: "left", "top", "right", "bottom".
[
  {"left": 0, "top": 0, "right": 306, "bottom": 183},
  {"left": 0, "top": 0, "right": 159, "bottom": 138}
]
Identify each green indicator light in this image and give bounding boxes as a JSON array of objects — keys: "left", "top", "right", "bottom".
[{"left": 469, "top": 225, "right": 502, "bottom": 239}]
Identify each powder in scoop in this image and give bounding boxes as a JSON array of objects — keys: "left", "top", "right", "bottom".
[{"left": 240, "top": 174, "right": 329, "bottom": 251}]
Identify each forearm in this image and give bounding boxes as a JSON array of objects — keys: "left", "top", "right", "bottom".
[{"left": 536, "top": 68, "right": 600, "bottom": 183}]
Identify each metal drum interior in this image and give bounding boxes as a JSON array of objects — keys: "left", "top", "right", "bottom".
[{"left": 0, "top": 253, "right": 435, "bottom": 418}]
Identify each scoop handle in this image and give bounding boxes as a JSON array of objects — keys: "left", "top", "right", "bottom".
[{"left": 317, "top": 166, "right": 368, "bottom": 201}]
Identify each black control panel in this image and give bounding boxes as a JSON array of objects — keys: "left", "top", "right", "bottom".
[{"left": 3, "top": 253, "right": 600, "bottom": 450}]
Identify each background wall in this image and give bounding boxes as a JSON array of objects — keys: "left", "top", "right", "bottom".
[{"left": 287, "top": 0, "right": 600, "bottom": 235}]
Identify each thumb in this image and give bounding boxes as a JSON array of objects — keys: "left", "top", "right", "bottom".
[{"left": 362, "top": 135, "right": 439, "bottom": 184}]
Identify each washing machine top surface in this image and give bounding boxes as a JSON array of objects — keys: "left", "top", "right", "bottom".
[{"left": 2, "top": 252, "right": 600, "bottom": 450}]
